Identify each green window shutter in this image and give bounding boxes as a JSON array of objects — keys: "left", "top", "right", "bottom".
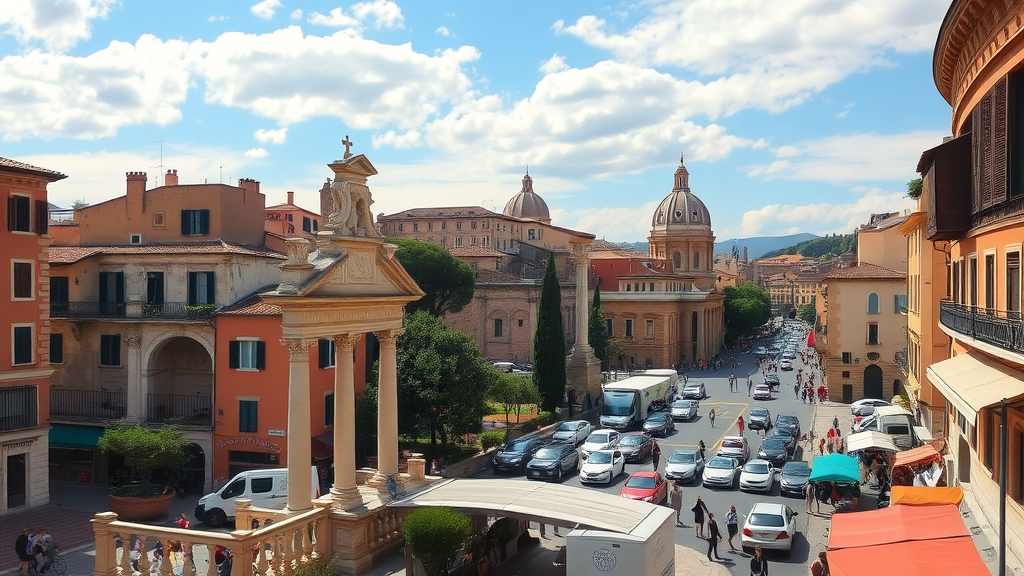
[
  {"left": 206, "top": 272, "right": 215, "bottom": 305},
  {"left": 319, "top": 339, "right": 330, "bottom": 369},
  {"left": 181, "top": 210, "right": 191, "bottom": 235},
  {"left": 255, "top": 341, "right": 266, "bottom": 370},
  {"left": 229, "top": 341, "right": 240, "bottom": 369},
  {"left": 239, "top": 400, "right": 258, "bottom": 433},
  {"left": 99, "top": 272, "right": 109, "bottom": 303},
  {"left": 200, "top": 210, "right": 210, "bottom": 235},
  {"left": 188, "top": 272, "right": 197, "bottom": 306},
  {"left": 115, "top": 272, "right": 125, "bottom": 303},
  {"left": 50, "top": 333, "right": 63, "bottom": 364}
]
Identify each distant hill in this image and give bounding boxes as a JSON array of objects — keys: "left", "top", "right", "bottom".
[
  {"left": 714, "top": 233, "right": 819, "bottom": 260},
  {"left": 760, "top": 233, "right": 857, "bottom": 260}
]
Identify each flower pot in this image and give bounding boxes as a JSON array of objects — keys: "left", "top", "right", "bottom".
[{"left": 109, "top": 489, "right": 176, "bottom": 521}]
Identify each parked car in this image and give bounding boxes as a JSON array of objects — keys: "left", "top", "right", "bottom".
[
  {"left": 851, "top": 398, "right": 891, "bottom": 416},
  {"left": 740, "top": 459, "right": 775, "bottom": 493},
  {"left": 775, "top": 415, "right": 801, "bottom": 440},
  {"left": 753, "top": 384, "right": 772, "bottom": 400},
  {"left": 780, "top": 461, "right": 812, "bottom": 497},
  {"left": 682, "top": 382, "right": 707, "bottom": 399},
  {"left": 767, "top": 428, "right": 798, "bottom": 455},
  {"left": 852, "top": 413, "right": 877, "bottom": 434},
  {"left": 782, "top": 351, "right": 797, "bottom": 360},
  {"left": 754, "top": 346, "right": 768, "bottom": 357},
  {"left": 620, "top": 471, "right": 668, "bottom": 504},
  {"left": 670, "top": 399, "right": 699, "bottom": 421},
  {"left": 579, "top": 449, "right": 625, "bottom": 485},
  {"left": 552, "top": 420, "right": 593, "bottom": 445},
  {"left": 764, "top": 374, "right": 781, "bottom": 391},
  {"left": 748, "top": 408, "right": 772, "bottom": 431},
  {"left": 492, "top": 437, "right": 547, "bottom": 475},
  {"left": 664, "top": 449, "right": 705, "bottom": 484},
  {"left": 779, "top": 360, "right": 794, "bottom": 371},
  {"left": 767, "top": 346, "right": 782, "bottom": 356},
  {"left": 742, "top": 503, "right": 798, "bottom": 555},
  {"left": 617, "top": 432, "right": 654, "bottom": 463},
  {"left": 581, "top": 429, "right": 620, "bottom": 459},
  {"left": 525, "top": 443, "right": 580, "bottom": 481},
  {"left": 643, "top": 412, "right": 676, "bottom": 437},
  {"left": 702, "top": 456, "right": 741, "bottom": 489},
  {"left": 718, "top": 436, "right": 749, "bottom": 463},
  {"left": 757, "top": 437, "right": 789, "bottom": 467}
]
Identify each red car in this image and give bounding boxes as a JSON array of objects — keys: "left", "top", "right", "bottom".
[{"left": 619, "top": 471, "right": 668, "bottom": 504}]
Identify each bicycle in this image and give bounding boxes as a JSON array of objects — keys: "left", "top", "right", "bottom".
[{"left": 27, "top": 552, "right": 66, "bottom": 576}]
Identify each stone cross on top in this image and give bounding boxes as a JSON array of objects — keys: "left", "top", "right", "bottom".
[{"left": 343, "top": 135, "right": 354, "bottom": 159}]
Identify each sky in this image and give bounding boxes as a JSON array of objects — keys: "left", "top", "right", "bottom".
[{"left": 0, "top": 0, "right": 955, "bottom": 242}]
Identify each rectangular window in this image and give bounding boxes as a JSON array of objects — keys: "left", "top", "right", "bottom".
[
  {"left": 239, "top": 400, "right": 258, "bottom": 433},
  {"left": 188, "top": 271, "right": 215, "bottom": 305},
  {"left": 442, "top": 221, "right": 447, "bottom": 230},
  {"left": 494, "top": 318, "right": 503, "bottom": 337},
  {"left": 413, "top": 222, "right": 418, "bottom": 231},
  {"left": 50, "top": 276, "right": 68, "bottom": 305},
  {"left": 985, "top": 253, "right": 996, "bottom": 310},
  {"left": 1009, "top": 252, "right": 1021, "bottom": 317},
  {"left": 98, "top": 271, "right": 125, "bottom": 317},
  {"left": 49, "top": 333, "right": 63, "bottom": 364},
  {"left": 398, "top": 223, "right": 403, "bottom": 232},
  {"left": 867, "top": 323, "right": 879, "bottom": 345},
  {"left": 894, "top": 294, "right": 908, "bottom": 314},
  {"left": 471, "top": 236, "right": 477, "bottom": 245},
  {"left": 12, "top": 261, "right": 32, "bottom": 299},
  {"left": 455, "top": 237, "right": 463, "bottom": 247},
  {"left": 427, "top": 222, "right": 433, "bottom": 231},
  {"left": 606, "top": 319, "right": 613, "bottom": 337},
  {"left": 625, "top": 319, "right": 634, "bottom": 338},
  {"left": 129, "top": 233, "right": 142, "bottom": 245},
  {"left": 518, "top": 319, "right": 523, "bottom": 327},
  {"left": 842, "top": 352, "right": 852, "bottom": 364},
  {"left": 7, "top": 195, "right": 31, "bottom": 232},
  {"left": 471, "top": 221, "right": 477, "bottom": 229},
  {"left": 100, "top": 334, "right": 121, "bottom": 366},
  {"left": 645, "top": 320, "right": 654, "bottom": 338},
  {"left": 229, "top": 340, "right": 266, "bottom": 370},
  {"left": 456, "top": 222, "right": 462, "bottom": 231},
  {"left": 842, "top": 371, "right": 850, "bottom": 378},
  {"left": 180, "top": 209, "right": 210, "bottom": 235},
  {"left": 318, "top": 338, "right": 335, "bottom": 369},
  {"left": 153, "top": 212, "right": 166, "bottom": 227},
  {"left": 146, "top": 272, "right": 164, "bottom": 306},
  {"left": 441, "top": 237, "right": 447, "bottom": 248},
  {"left": 13, "top": 325, "right": 32, "bottom": 365},
  {"left": 528, "top": 229, "right": 536, "bottom": 240},
  {"left": 286, "top": 214, "right": 293, "bottom": 222},
  {"left": 325, "top": 393, "right": 334, "bottom": 427},
  {"left": 303, "top": 216, "right": 312, "bottom": 233},
  {"left": 313, "top": 220, "right": 318, "bottom": 232}
]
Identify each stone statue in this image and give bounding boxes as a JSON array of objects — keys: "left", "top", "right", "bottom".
[{"left": 327, "top": 179, "right": 381, "bottom": 238}]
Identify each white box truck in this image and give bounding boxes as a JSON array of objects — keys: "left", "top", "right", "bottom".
[
  {"left": 600, "top": 373, "right": 677, "bottom": 431},
  {"left": 566, "top": 506, "right": 675, "bottom": 576}
]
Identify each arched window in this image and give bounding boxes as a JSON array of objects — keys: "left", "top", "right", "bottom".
[
  {"left": 867, "top": 292, "right": 879, "bottom": 314},
  {"left": 673, "top": 251, "right": 681, "bottom": 270},
  {"left": 693, "top": 251, "right": 700, "bottom": 270}
]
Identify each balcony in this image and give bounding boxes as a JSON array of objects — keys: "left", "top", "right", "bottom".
[
  {"left": 50, "top": 389, "right": 126, "bottom": 422},
  {"left": 939, "top": 301, "right": 1024, "bottom": 356},
  {"left": 142, "top": 302, "right": 216, "bottom": 320},
  {"left": 49, "top": 302, "right": 125, "bottom": 319},
  {"left": 50, "top": 301, "right": 215, "bottom": 321},
  {"left": 895, "top": 349, "right": 909, "bottom": 379},
  {"left": 145, "top": 394, "right": 212, "bottom": 427},
  {"left": 0, "top": 385, "right": 38, "bottom": 432}
]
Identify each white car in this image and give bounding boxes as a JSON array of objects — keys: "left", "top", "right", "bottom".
[
  {"left": 581, "top": 429, "right": 620, "bottom": 459},
  {"left": 753, "top": 346, "right": 768, "bottom": 357},
  {"left": 579, "top": 449, "right": 625, "bottom": 484},
  {"left": 664, "top": 449, "right": 704, "bottom": 484},
  {"left": 851, "top": 398, "right": 891, "bottom": 416},
  {"left": 702, "top": 456, "right": 741, "bottom": 489},
  {"left": 552, "top": 420, "right": 593, "bottom": 445},
  {"left": 739, "top": 459, "right": 775, "bottom": 493},
  {"left": 682, "top": 382, "right": 706, "bottom": 399},
  {"left": 753, "top": 384, "right": 772, "bottom": 400},
  {"left": 670, "top": 399, "right": 699, "bottom": 421},
  {"left": 742, "top": 502, "right": 798, "bottom": 555},
  {"left": 779, "top": 359, "right": 793, "bottom": 371}
]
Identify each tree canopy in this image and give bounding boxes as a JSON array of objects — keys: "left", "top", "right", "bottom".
[
  {"left": 723, "top": 282, "right": 771, "bottom": 345},
  {"left": 98, "top": 423, "right": 192, "bottom": 490},
  {"left": 588, "top": 285, "right": 610, "bottom": 370},
  {"left": 761, "top": 232, "right": 858, "bottom": 260},
  {"left": 388, "top": 237, "right": 475, "bottom": 317},
  {"left": 403, "top": 507, "right": 472, "bottom": 576},
  {"left": 907, "top": 177, "right": 923, "bottom": 199},
  {"left": 533, "top": 254, "right": 566, "bottom": 412},
  {"left": 798, "top": 298, "right": 817, "bottom": 324},
  {"left": 487, "top": 373, "right": 541, "bottom": 433}
]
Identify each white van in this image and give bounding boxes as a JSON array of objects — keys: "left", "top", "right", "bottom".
[
  {"left": 870, "top": 406, "right": 920, "bottom": 450},
  {"left": 195, "top": 467, "right": 319, "bottom": 527}
]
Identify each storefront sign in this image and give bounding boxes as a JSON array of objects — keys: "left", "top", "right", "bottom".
[
  {"left": 217, "top": 437, "right": 282, "bottom": 452},
  {"left": 268, "top": 429, "right": 286, "bottom": 437}
]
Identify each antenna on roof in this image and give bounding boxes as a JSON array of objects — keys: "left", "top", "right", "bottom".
[{"left": 525, "top": 164, "right": 529, "bottom": 176}]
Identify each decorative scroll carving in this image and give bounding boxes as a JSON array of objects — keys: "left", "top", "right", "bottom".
[
  {"left": 327, "top": 180, "right": 381, "bottom": 238},
  {"left": 280, "top": 338, "right": 316, "bottom": 361},
  {"left": 373, "top": 329, "right": 403, "bottom": 347},
  {"left": 333, "top": 333, "right": 363, "bottom": 352}
]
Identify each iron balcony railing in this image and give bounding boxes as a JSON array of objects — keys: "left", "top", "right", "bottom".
[
  {"left": 50, "top": 301, "right": 215, "bottom": 320},
  {"left": 50, "top": 389, "right": 127, "bottom": 422},
  {"left": 939, "top": 301, "right": 1024, "bottom": 356},
  {"left": 145, "top": 394, "right": 213, "bottom": 427},
  {"left": 142, "top": 302, "right": 216, "bottom": 320},
  {"left": 49, "top": 302, "right": 126, "bottom": 318},
  {"left": 0, "top": 385, "right": 38, "bottom": 431},
  {"left": 895, "top": 349, "right": 909, "bottom": 379}
]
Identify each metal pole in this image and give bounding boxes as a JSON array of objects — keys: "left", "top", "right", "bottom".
[{"left": 999, "top": 399, "right": 1007, "bottom": 576}]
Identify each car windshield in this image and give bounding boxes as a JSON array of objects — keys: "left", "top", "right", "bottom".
[
  {"left": 555, "top": 423, "right": 574, "bottom": 432},
  {"left": 783, "top": 463, "right": 811, "bottom": 477},
  {"left": 625, "top": 476, "right": 656, "bottom": 489},
  {"left": 707, "top": 458, "right": 734, "bottom": 469},
  {"left": 587, "top": 433, "right": 610, "bottom": 444},
  {"left": 534, "top": 448, "right": 561, "bottom": 459},
  {"left": 748, "top": 513, "right": 785, "bottom": 527},
  {"left": 602, "top": 392, "right": 634, "bottom": 416},
  {"left": 646, "top": 414, "right": 667, "bottom": 423},
  {"left": 668, "top": 452, "right": 695, "bottom": 464},
  {"left": 750, "top": 409, "right": 767, "bottom": 418},
  {"left": 685, "top": 384, "right": 700, "bottom": 390},
  {"left": 673, "top": 401, "right": 692, "bottom": 409},
  {"left": 588, "top": 452, "right": 612, "bottom": 464},
  {"left": 761, "top": 439, "right": 786, "bottom": 451},
  {"left": 744, "top": 462, "right": 770, "bottom": 474},
  {"left": 619, "top": 435, "right": 642, "bottom": 447},
  {"left": 504, "top": 440, "right": 533, "bottom": 452},
  {"left": 722, "top": 439, "right": 743, "bottom": 448}
]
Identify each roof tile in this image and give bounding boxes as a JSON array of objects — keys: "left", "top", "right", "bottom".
[
  {"left": 824, "top": 262, "right": 906, "bottom": 280},
  {"left": 49, "top": 241, "right": 286, "bottom": 264}
]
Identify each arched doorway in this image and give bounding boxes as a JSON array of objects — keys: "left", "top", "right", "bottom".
[
  {"left": 863, "top": 365, "right": 883, "bottom": 399},
  {"left": 147, "top": 337, "right": 214, "bottom": 426}
]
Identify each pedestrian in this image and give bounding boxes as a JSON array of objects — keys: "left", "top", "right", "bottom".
[
  {"left": 698, "top": 440, "right": 706, "bottom": 462},
  {"left": 749, "top": 546, "right": 769, "bottom": 576},
  {"left": 709, "top": 408, "right": 716, "bottom": 427},
  {"left": 818, "top": 437, "right": 826, "bottom": 455},
  {"left": 794, "top": 383, "right": 799, "bottom": 398},
  {"left": 176, "top": 513, "right": 191, "bottom": 530},
  {"left": 652, "top": 440, "right": 661, "bottom": 471},
  {"left": 738, "top": 415, "right": 745, "bottom": 435},
  {"left": 706, "top": 513, "right": 723, "bottom": 561},
  {"left": 16, "top": 528, "right": 31, "bottom": 576},
  {"left": 669, "top": 482, "right": 684, "bottom": 526},
  {"left": 30, "top": 528, "right": 51, "bottom": 573},
  {"left": 691, "top": 496, "right": 708, "bottom": 537},
  {"left": 747, "top": 379, "right": 753, "bottom": 396},
  {"left": 805, "top": 481, "right": 815, "bottom": 513},
  {"left": 833, "top": 415, "right": 839, "bottom": 430},
  {"left": 725, "top": 505, "right": 739, "bottom": 551}
]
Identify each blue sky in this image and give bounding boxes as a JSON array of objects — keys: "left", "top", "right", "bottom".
[{"left": 1, "top": 0, "right": 953, "bottom": 242}]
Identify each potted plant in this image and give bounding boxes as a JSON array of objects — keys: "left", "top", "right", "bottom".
[
  {"left": 402, "top": 507, "right": 471, "bottom": 576},
  {"left": 98, "top": 423, "right": 192, "bottom": 521}
]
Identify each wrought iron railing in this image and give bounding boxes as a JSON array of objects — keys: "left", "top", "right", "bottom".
[
  {"left": 895, "top": 349, "right": 909, "bottom": 379},
  {"left": 939, "top": 301, "right": 1024, "bottom": 355},
  {"left": 0, "top": 385, "right": 38, "bottom": 431},
  {"left": 142, "top": 302, "right": 216, "bottom": 320},
  {"left": 50, "top": 389, "right": 127, "bottom": 421},
  {"left": 146, "top": 394, "right": 213, "bottom": 426},
  {"left": 49, "top": 301, "right": 125, "bottom": 318}
]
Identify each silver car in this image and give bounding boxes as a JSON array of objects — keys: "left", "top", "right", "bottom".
[
  {"left": 670, "top": 400, "right": 699, "bottom": 421},
  {"left": 702, "top": 456, "right": 740, "bottom": 489},
  {"left": 682, "top": 382, "right": 706, "bottom": 399},
  {"left": 551, "top": 420, "right": 593, "bottom": 445},
  {"left": 664, "top": 449, "right": 704, "bottom": 483}
]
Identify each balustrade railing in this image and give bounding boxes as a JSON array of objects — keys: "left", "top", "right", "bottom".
[
  {"left": 50, "top": 301, "right": 126, "bottom": 318},
  {"left": 143, "top": 302, "right": 216, "bottom": 320},
  {"left": 146, "top": 394, "right": 213, "bottom": 426},
  {"left": 50, "top": 389, "right": 126, "bottom": 422},
  {"left": 939, "top": 301, "right": 1024, "bottom": 355},
  {"left": 0, "top": 385, "right": 37, "bottom": 432}
]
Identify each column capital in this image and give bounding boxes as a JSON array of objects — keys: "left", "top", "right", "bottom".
[
  {"left": 280, "top": 337, "right": 317, "bottom": 360},
  {"left": 333, "top": 333, "right": 363, "bottom": 352},
  {"left": 570, "top": 241, "right": 591, "bottom": 263},
  {"left": 124, "top": 326, "right": 142, "bottom": 348},
  {"left": 373, "top": 329, "right": 403, "bottom": 347}
]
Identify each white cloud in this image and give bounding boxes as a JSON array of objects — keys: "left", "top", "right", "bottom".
[
  {"left": 435, "top": 26, "right": 452, "bottom": 37},
  {"left": 250, "top": 0, "right": 282, "bottom": 21},
  {"left": 0, "top": 0, "right": 115, "bottom": 52},
  {"left": 745, "top": 131, "right": 945, "bottom": 182},
  {"left": 254, "top": 127, "right": 288, "bottom": 144},
  {"left": 739, "top": 188, "right": 915, "bottom": 237},
  {"left": 207, "top": 15, "right": 229, "bottom": 22},
  {"left": 351, "top": 0, "right": 404, "bottom": 29},
  {"left": 539, "top": 54, "right": 568, "bottom": 74},
  {"left": 308, "top": 8, "right": 359, "bottom": 28},
  {"left": 290, "top": 9, "right": 303, "bottom": 19},
  {"left": 372, "top": 129, "right": 422, "bottom": 149},
  {"left": 558, "top": 201, "right": 662, "bottom": 242},
  {"left": 244, "top": 147, "right": 269, "bottom": 158}
]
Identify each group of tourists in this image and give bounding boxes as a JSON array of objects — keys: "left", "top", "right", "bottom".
[{"left": 14, "top": 528, "right": 57, "bottom": 575}]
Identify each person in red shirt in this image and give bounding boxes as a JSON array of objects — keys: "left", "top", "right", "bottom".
[{"left": 176, "top": 514, "right": 190, "bottom": 529}]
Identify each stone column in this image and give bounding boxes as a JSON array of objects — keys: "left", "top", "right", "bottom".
[
  {"left": 281, "top": 337, "right": 316, "bottom": 511},
  {"left": 574, "top": 243, "right": 590, "bottom": 350},
  {"left": 332, "top": 333, "right": 362, "bottom": 501},
  {"left": 567, "top": 241, "right": 602, "bottom": 401},
  {"left": 375, "top": 329, "right": 402, "bottom": 477},
  {"left": 124, "top": 326, "right": 143, "bottom": 421}
]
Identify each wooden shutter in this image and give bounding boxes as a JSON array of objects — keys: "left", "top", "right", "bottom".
[
  {"left": 7, "top": 196, "right": 14, "bottom": 230},
  {"left": 199, "top": 210, "right": 210, "bottom": 235},
  {"left": 228, "top": 341, "right": 240, "bottom": 369},
  {"left": 35, "top": 200, "right": 48, "bottom": 234},
  {"left": 972, "top": 76, "right": 1010, "bottom": 213},
  {"left": 205, "top": 272, "right": 215, "bottom": 305},
  {"left": 181, "top": 210, "right": 190, "bottom": 235},
  {"left": 255, "top": 341, "right": 266, "bottom": 370},
  {"left": 318, "top": 339, "right": 330, "bottom": 368},
  {"left": 99, "top": 272, "right": 109, "bottom": 304},
  {"left": 187, "top": 272, "right": 197, "bottom": 306},
  {"left": 991, "top": 76, "right": 1009, "bottom": 209},
  {"left": 115, "top": 271, "right": 125, "bottom": 303},
  {"left": 50, "top": 333, "right": 63, "bottom": 364}
]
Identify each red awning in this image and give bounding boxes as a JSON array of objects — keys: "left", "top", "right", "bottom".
[
  {"left": 827, "top": 504, "right": 968, "bottom": 550},
  {"left": 829, "top": 537, "right": 989, "bottom": 576},
  {"left": 807, "top": 330, "right": 815, "bottom": 347},
  {"left": 891, "top": 443, "right": 942, "bottom": 469}
]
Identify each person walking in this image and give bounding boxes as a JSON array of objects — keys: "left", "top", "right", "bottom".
[
  {"left": 698, "top": 440, "right": 706, "bottom": 462},
  {"left": 669, "top": 482, "right": 684, "bottom": 526},
  {"left": 747, "top": 379, "right": 753, "bottom": 396},
  {"left": 833, "top": 415, "right": 840, "bottom": 430},
  {"left": 725, "top": 506, "right": 739, "bottom": 551},
  {"left": 652, "top": 440, "right": 662, "bottom": 472},
  {"left": 706, "top": 513, "right": 723, "bottom": 561},
  {"left": 691, "top": 496, "right": 708, "bottom": 538},
  {"left": 738, "top": 415, "right": 745, "bottom": 435},
  {"left": 810, "top": 551, "right": 830, "bottom": 576},
  {"left": 749, "top": 546, "right": 769, "bottom": 576},
  {"left": 16, "top": 528, "right": 31, "bottom": 576},
  {"left": 176, "top": 513, "right": 191, "bottom": 530},
  {"left": 805, "top": 481, "right": 815, "bottom": 513},
  {"left": 709, "top": 408, "right": 716, "bottom": 428}
]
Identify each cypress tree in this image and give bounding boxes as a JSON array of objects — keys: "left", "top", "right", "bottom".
[
  {"left": 533, "top": 254, "right": 566, "bottom": 413},
  {"left": 589, "top": 285, "right": 609, "bottom": 370}
]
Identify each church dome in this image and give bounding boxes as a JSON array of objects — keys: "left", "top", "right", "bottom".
[
  {"left": 651, "top": 155, "right": 711, "bottom": 232},
  {"left": 503, "top": 173, "right": 551, "bottom": 223}
]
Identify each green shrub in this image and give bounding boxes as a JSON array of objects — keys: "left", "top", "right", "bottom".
[
  {"left": 403, "top": 508, "right": 471, "bottom": 576},
  {"left": 293, "top": 555, "right": 338, "bottom": 576},
  {"left": 480, "top": 431, "right": 505, "bottom": 451}
]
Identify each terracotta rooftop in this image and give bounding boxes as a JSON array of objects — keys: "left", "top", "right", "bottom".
[
  {"left": 266, "top": 203, "right": 320, "bottom": 214},
  {"left": 476, "top": 268, "right": 527, "bottom": 284},
  {"left": 381, "top": 206, "right": 497, "bottom": 219},
  {"left": 49, "top": 241, "right": 287, "bottom": 264},
  {"left": 450, "top": 246, "right": 503, "bottom": 257},
  {"left": 217, "top": 289, "right": 283, "bottom": 316},
  {"left": 824, "top": 262, "right": 906, "bottom": 280},
  {"left": 0, "top": 157, "right": 67, "bottom": 181}
]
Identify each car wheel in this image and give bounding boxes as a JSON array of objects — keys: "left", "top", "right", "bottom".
[
  {"left": 205, "top": 508, "right": 227, "bottom": 528},
  {"left": 555, "top": 465, "right": 562, "bottom": 480}
]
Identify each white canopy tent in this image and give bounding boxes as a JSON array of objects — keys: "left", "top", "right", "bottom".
[{"left": 847, "top": 431, "right": 899, "bottom": 453}]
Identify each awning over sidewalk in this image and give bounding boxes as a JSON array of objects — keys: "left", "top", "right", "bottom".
[
  {"left": 891, "top": 444, "right": 942, "bottom": 469},
  {"left": 847, "top": 431, "right": 898, "bottom": 453},
  {"left": 828, "top": 504, "right": 967, "bottom": 549},
  {"left": 49, "top": 424, "right": 104, "bottom": 449},
  {"left": 891, "top": 486, "right": 963, "bottom": 507},
  {"left": 809, "top": 453, "right": 860, "bottom": 483},
  {"left": 927, "top": 351, "right": 1024, "bottom": 421}
]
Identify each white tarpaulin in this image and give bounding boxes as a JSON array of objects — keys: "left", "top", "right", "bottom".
[{"left": 847, "top": 431, "right": 898, "bottom": 453}]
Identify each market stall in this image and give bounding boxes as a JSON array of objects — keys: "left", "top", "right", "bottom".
[
  {"left": 890, "top": 443, "right": 944, "bottom": 487},
  {"left": 809, "top": 453, "right": 861, "bottom": 512},
  {"left": 890, "top": 486, "right": 963, "bottom": 507},
  {"left": 846, "top": 431, "right": 898, "bottom": 453}
]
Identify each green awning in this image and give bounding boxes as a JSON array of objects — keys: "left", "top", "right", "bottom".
[{"left": 49, "top": 424, "right": 104, "bottom": 449}]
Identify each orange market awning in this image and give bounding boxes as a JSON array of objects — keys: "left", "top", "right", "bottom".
[
  {"left": 828, "top": 537, "right": 990, "bottom": 576},
  {"left": 891, "top": 443, "right": 942, "bottom": 469},
  {"left": 827, "top": 504, "right": 968, "bottom": 550},
  {"left": 890, "top": 486, "right": 964, "bottom": 507}
]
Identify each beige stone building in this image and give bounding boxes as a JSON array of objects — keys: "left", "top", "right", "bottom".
[{"left": 764, "top": 271, "right": 823, "bottom": 316}]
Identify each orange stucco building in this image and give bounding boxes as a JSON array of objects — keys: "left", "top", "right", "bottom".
[{"left": 265, "top": 190, "right": 322, "bottom": 240}]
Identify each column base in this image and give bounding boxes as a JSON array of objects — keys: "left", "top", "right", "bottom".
[{"left": 567, "top": 345, "right": 603, "bottom": 403}]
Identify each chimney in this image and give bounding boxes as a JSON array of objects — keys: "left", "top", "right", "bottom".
[
  {"left": 126, "top": 171, "right": 147, "bottom": 215},
  {"left": 238, "top": 178, "right": 260, "bottom": 194},
  {"left": 165, "top": 169, "right": 178, "bottom": 186},
  {"left": 287, "top": 191, "right": 294, "bottom": 205}
]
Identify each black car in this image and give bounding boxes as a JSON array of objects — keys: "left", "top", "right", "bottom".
[
  {"left": 618, "top": 432, "right": 654, "bottom": 463},
  {"left": 780, "top": 461, "right": 812, "bottom": 497},
  {"left": 764, "top": 374, "right": 781, "bottom": 391},
  {"left": 492, "top": 437, "right": 546, "bottom": 474},
  {"left": 748, "top": 407, "right": 772, "bottom": 431},
  {"left": 757, "top": 437, "right": 789, "bottom": 467},
  {"left": 526, "top": 443, "right": 580, "bottom": 481},
  {"left": 767, "top": 427, "right": 798, "bottom": 455},
  {"left": 643, "top": 412, "right": 676, "bottom": 437},
  {"left": 775, "top": 415, "right": 801, "bottom": 440}
]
